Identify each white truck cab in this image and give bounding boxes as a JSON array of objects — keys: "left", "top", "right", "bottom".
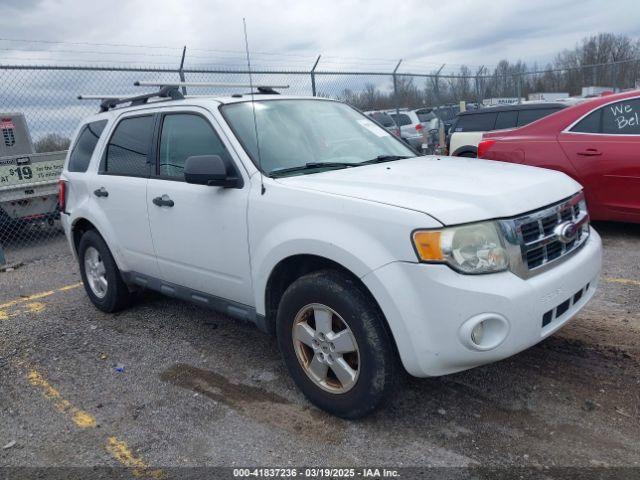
[{"left": 60, "top": 84, "right": 601, "bottom": 418}]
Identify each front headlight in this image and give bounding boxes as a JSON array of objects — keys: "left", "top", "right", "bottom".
[{"left": 412, "top": 222, "right": 509, "bottom": 274}]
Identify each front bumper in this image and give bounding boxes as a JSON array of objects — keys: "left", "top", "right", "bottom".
[{"left": 362, "top": 227, "right": 602, "bottom": 377}]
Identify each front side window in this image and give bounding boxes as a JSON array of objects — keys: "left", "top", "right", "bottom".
[
  {"left": 221, "top": 100, "right": 414, "bottom": 176},
  {"left": 158, "top": 114, "right": 231, "bottom": 179},
  {"left": 602, "top": 98, "right": 640, "bottom": 134},
  {"left": 103, "top": 116, "right": 154, "bottom": 176},
  {"left": 68, "top": 120, "right": 107, "bottom": 172}
]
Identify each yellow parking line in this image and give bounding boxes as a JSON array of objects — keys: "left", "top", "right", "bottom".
[
  {"left": 106, "top": 437, "right": 165, "bottom": 479},
  {"left": 604, "top": 277, "right": 640, "bottom": 287},
  {"left": 0, "top": 291, "right": 53, "bottom": 309},
  {"left": 26, "top": 369, "right": 97, "bottom": 428},
  {"left": 25, "top": 368, "right": 165, "bottom": 478},
  {"left": 0, "top": 282, "right": 83, "bottom": 319},
  {"left": 58, "top": 282, "right": 84, "bottom": 292}
]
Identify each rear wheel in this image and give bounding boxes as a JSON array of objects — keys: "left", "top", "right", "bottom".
[
  {"left": 78, "top": 229, "right": 132, "bottom": 313},
  {"left": 276, "top": 270, "right": 398, "bottom": 418}
]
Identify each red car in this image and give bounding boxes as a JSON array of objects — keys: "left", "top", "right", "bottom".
[{"left": 478, "top": 90, "right": 640, "bottom": 223}]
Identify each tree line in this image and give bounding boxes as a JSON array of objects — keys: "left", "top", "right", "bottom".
[{"left": 337, "top": 33, "right": 640, "bottom": 111}]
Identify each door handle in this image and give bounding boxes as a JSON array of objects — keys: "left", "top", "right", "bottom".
[
  {"left": 577, "top": 149, "right": 602, "bottom": 156},
  {"left": 93, "top": 187, "right": 109, "bottom": 198},
  {"left": 152, "top": 195, "right": 174, "bottom": 207}
]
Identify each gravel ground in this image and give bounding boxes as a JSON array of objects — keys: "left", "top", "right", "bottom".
[{"left": 0, "top": 222, "right": 638, "bottom": 478}]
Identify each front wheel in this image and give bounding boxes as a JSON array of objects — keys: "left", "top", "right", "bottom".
[{"left": 276, "top": 270, "right": 398, "bottom": 418}]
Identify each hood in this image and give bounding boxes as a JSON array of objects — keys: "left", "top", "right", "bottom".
[{"left": 276, "top": 156, "right": 582, "bottom": 225}]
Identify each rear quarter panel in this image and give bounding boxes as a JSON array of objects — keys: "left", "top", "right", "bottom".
[{"left": 481, "top": 133, "right": 580, "bottom": 183}]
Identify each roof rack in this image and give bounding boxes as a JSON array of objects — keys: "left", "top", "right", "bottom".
[
  {"left": 134, "top": 81, "right": 289, "bottom": 94},
  {"left": 78, "top": 81, "right": 290, "bottom": 112},
  {"left": 78, "top": 85, "right": 184, "bottom": 112}
]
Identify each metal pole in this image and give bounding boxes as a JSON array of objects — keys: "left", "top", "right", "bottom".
[
  {"left": 393, "top": 59, "right": 403, "bottom": 127},
  {"left": 310, "top": 55, "right": 321, "bottom": 97},
  {"left": 0, "top": 243, "right": 5, "bottom": 267},
  {"left": 475, "top": 65, "right": 484, "bottom": 106},
  {"left": 178, "top": 46, "right": 187, "bottom": 95},
  {"left": 433, "top": 63, "right": 445, "bottom": 106}
]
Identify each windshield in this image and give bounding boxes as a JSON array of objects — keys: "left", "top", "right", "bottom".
[{"left": 221, "top": 99, "right": 414, "bottom": 176}]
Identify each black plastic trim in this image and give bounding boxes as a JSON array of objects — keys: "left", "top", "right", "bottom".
[{"left": 121, "top": 271, "right": 268, "bottom": 333}]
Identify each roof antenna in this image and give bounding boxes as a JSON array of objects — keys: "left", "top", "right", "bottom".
[{"left": 243, "top": 17, "right": 265, "bottom": 195}]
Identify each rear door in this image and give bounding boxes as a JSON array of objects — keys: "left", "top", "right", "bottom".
[
  {"left": 558, "top": 97, "right": 640, "bottom": 220},
  {"left": 146, "top": 108, "right": 253, "bottom": 306},
  {"left": 91, "top": 113, "right": 159, "bottom": 276}
]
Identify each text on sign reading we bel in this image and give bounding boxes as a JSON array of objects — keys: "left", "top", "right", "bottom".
[{"left": 611, "top": 103, "right": 639, "bottom": 130}]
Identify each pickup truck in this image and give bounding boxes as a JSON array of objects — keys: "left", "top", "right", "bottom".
[
  {"left": 0, "top": 113, "right": 66, "bottom": 231},
  {"left": 60, "top": 86, "right": 602, "bottom": 418}
]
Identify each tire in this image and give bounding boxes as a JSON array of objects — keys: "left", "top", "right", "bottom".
[
  {"left": 77, "top": 229, "right": 132, "bottom": 313},
  {"left": 276, "top": 270, "right": 398, "bottom": 418},
  {"left": 458, "top": 151, "right": 477, "bottom": 158}
]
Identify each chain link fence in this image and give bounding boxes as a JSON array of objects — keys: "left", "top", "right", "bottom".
[{"left": 0, "top": 59, "right": 638, "bottom": 265}]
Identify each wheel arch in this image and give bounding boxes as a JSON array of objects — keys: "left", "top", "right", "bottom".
[
  {"left": 451, "top": 145, "right": 478, "bottom": 157},
  {"left": 262, "top": 253, "right": 398, "bottom": 359},
  {"left": 71, "top": 217, "right": 100, "bottom": 255}
]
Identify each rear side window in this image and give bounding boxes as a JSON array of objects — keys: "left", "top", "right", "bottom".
[
  {"left": 68, "top": 120, "right": 107, "bottom": 172},
  {"left": 602, "top": 98, "right": 640, "bottom": 134},
  {"left": 158, "top": 114, "right": 231, "bottom": 179},
  {"left": 103, "top": 116, "right": 154, "bottom": 176},
  {"left": 494, "top": 111, "right": 518, "bottom": 130},
  {"left": 455, "top": 113, "right": 497, "bottom": 132},
  {"left": 390, "top": 113, "right": 412, "bottom": 126},
  {"left": 368, "top": 113, "right": 395, "bottom": 128},
  {"left": 571, "top": 110, "right": 602, "bottom": 133},
  {"left": 516, "top": 108, "right": 560, "bottom": 127}
]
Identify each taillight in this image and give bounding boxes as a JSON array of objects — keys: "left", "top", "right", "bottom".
[
  {"left": 415, "top": 123, "right": 423, "bottom": 132},
  {"left": 477, "top": 139, "right": 496, "bottom": 158},
  {"left": 58, "top": 180, "right": 67, "bottom": 213}
]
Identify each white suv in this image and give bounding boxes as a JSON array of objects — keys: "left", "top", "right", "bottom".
[{"left": 60, "top": 87, "right": 602, "bottom": 418}]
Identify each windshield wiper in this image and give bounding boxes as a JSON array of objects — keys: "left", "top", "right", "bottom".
[
  {"left": 357, "top": 155, "right": 412, "bottom": 165},
  {"left": 269, "top": 162, "right": 356, "bottom": 177}
]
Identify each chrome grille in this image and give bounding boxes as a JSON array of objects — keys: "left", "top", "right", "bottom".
[{"left": 499, "top": 192, "right": 590, "bottom": 279}]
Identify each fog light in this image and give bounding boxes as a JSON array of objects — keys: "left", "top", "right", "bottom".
[
  {"left": 471, "top": 321, "right": 485, "bottom": 345},
  {"left": 459, "top": 313, "right": 510, "bottom": 351}
]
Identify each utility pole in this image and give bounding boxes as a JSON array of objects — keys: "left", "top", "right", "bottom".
[{"left": 310, "top": 55, "right": 321, "bottom": 97}]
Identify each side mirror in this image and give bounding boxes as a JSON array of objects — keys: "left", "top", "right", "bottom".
[{"left": 184, "top": 155, "right": 243, "bottom": 188}]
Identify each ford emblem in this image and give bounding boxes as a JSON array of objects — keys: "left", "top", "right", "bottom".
[{"left": 555, "top": 221, "right": 578, "bottom": 244}]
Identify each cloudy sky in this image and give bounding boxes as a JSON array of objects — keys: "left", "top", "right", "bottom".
[{"left": 2, "top": 0, "right": 640, "bottom": 73}]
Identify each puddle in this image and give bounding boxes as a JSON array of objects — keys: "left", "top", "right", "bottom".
[{"left": 160, "top": 363, "right": 345, "bottom": 442}]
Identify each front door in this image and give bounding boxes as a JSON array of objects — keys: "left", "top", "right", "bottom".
[
  {"left": 146, "top": 110, "right": 253, "bottom": 306},
  {"left": 558, "top": 96, "right": 640, "bottom": 222}
]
